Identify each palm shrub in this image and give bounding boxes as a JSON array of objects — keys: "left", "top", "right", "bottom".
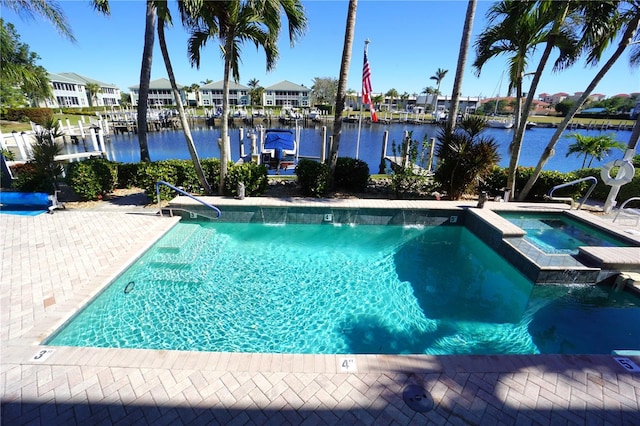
[
  {"left": 434, "top": 116, "right": 500, "bottom": 200},
  {"left": 224, "top": 162, "right": 268, "bottom": 196},
  {"left": 13, "top": 118, "right": 64, "bottom": 193}
]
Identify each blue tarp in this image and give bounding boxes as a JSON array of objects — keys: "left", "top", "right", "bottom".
[{"left": 264, "top": 129, "right": 295, "bottom": 151}]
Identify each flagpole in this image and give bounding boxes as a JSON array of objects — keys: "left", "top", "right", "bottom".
[{"left": 356, "top": 39, "right": 370, "bottom": 160}]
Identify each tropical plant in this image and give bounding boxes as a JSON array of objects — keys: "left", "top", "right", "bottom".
[
  {"left": 157, "top": 0, "right": 212, "bottom": 194},
  {"left": 429, "top": 67, "right": 448, "bottom": 117},
  {"left": 434, "top": 116, "right": 500, "bottom": 200},
  {"left": 385, "top": 88, "right": 398, "bottom": 111},
  {"left": 446, "top": 0, "right": 477, "bottom": 134},
  {"left": 0, "top": 20, "right": 52, "bottom": 109},
  {"left": 328, "top": 0, "right": 357, "bottom": 188},
  {"left": 186, "top": 0, "right": 307, "bottom": 194},
  {"left": 14, "top": 118, "right": 64, "bottom": 193},
  {"left": 520, "top": 0, "right": 640, "bottom": 200},
  {"left": 247, "top": 78, "right": 263, "bottom": 105},
  {"left": 565, "top": 133, "right": 625, "bottom": 168},
  {"left": 85, "top": 82, "right": 101, "bottom": 107},
  {"left": 0, "top": 0, "right": 80, "bottom": 40},
  {"left": 474, "top": 0, "right": 571, "bottom": 200}
]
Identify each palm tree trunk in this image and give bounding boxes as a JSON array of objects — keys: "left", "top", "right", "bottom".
[
  {"left": 329, "top": 0, "right": 357, "bottom": 186},
  {"left": 511, "top": 2, "right": 570, "bottom": 200},
  {"left": 136, "top": 0, "right": 155, "bottom": 163},
  {"left": 446, "top": 0, "right": 477, "bottom": 134},
  {"left": 506, "top": 75, "right": 523, "bottom": 197},
  {"left": 220, "top": 36, "right": 234, "bottom": 195},
  {"left": 157, "top": 15, "right": 212, "bottom": 194},
  {"left": 519, "top": 12, "right": 640, "bottom": 201}
]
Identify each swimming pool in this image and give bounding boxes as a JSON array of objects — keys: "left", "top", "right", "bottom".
[
  {"left": 47, "top": 218, "right": 640, "bottom": 355},
  {"left": 0, "top": 206, "right": 47, "bottom": 216},
  {"left": 499, "top": 212, "right": 633, "bottom": 254}
]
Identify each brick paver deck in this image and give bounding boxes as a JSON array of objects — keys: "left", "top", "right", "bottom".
[{"left": 2, "top": 199, "right": 639, "bottom": 425}]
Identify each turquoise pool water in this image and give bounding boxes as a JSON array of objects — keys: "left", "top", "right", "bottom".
[
  {"left": 47, "top": 221, "right": 640, "bottom": 355},
  {"left": 499, "top": 212, "right": 631, "bottom": 254}
]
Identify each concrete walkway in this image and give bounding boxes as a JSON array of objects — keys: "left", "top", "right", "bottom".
[{"left": 1, "top": 199, "right": 639, "bottom": 425}]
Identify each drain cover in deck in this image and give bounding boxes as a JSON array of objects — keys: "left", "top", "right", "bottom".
[{"left": 403, "top": 384, "right": 434, "bottom": 412}]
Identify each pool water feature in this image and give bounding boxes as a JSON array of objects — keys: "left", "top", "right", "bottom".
[
  {"left": 499, "top": 212, "right": 631, "bottom": 255},
  {"left": 47, "top": 220, "right": 640, "bottom": 355}
]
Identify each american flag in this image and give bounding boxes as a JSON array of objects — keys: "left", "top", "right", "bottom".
[{"left": 362, "top": 51, "right": 378, "bottom": 122}]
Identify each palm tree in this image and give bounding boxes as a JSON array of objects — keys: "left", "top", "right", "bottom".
[
  {"left": 421, "top": 86, "right": 438, "bottom": 112},
  {"left": 136, "top": 0, "right": 156, "bottom": 163},
  {"left": 519, "top": 1, "right": 640, "bottom": 200},
  {"left": 187, "top": 0, "right": 307, "bottom": 194},
  {"left": 85, "top": 82, "right": 101, "bottom": 107},
  {"left": 474, "top": 0, "right": 554, "bottom": 199},
  {"left": 565, "top": 133, "right": 625, "bottom": 168},
  {"left": 446, "top": 0, "right": 477, "bottom": 134},
  {"left": 346, "top": 88, "right": 357, "bottom": 110},
  {"left": 429, "top": 67, "right": 448, "bottom": 116},
  {"left": 200, "top": 78, "right": 213, "bottom": 85},
  {"left": 328, "top": 0, "right": 357, "bottom": 186},
  {"left": 247, "top": 78, "right": 262, "bottom": 106},
  {"left": 386, "top": 88, "right": 398, "bottom": 111},
  {"left": 157, "top": 0, "right": 212, "bottom": 194},
  {"left": 0, "top": 0, "right": 86, "bottom": 41},
  {"left": 372, "top": 93, "right": 384, "bottom": 112}
]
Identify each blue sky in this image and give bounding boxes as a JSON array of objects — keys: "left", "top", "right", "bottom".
[{"left": 4, "top": 0, "right": 639, "bottom": 99}]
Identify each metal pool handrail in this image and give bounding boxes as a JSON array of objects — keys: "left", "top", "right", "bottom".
[
  {"left": 613, "top": 196, "right": 640, "bottom": 224},
  {"left": 155, "top": 181, "right": 221, "bottom": 218},
  {"left": 546, "top": 176, "right": 597, "bottom": 210}
]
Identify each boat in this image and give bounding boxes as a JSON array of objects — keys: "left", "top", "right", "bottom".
[
  {"left": 487, "top": 116, "right": 514, "bottom": 129},
  {"left": 526, "top": 121, "right": 537, "bottom": 129},
  {"left": 260, "top": 129, "right": 297, "bottom": 173},
  {"left": 278, "top": 107, "right": 301, "bottom": 124},
  {"left": 307, "top": 109, "right": 322, "bottom": 122}
]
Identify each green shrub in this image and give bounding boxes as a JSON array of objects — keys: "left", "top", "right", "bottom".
[
  {"left": 66, "top": 161, "right": 102, "bottom": 200},
  {"left": 295, "top": 159, "right": 330, "bottom": 197},
  {"left": 137, "top": 161, "right": 181, "bottom": 202},
  {"left": 117, "top": 163, "right": 143, "bottom": 188},
  {"left": 224, "top": 162, "right": 268, "bottom": 196},
  {"left": 334, "top": 157, "right": 370, "bottom": 193},
  {"left": 12, "top": 163, "right": 52, "bottom": 193},
  {"left": 201, "top": 158, "right": 221, "bottom": 193},
  {"left": 5, "top": 108, "right": 53, "bottom": 124}
]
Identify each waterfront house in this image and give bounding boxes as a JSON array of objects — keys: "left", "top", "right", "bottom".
[
  {"left": 263, "top": 81, "right": 310, "bottom": 108},
  {"left": 129, "top": 78, "right": 186, "bottom": 107},
  {"left": 58, "top": 72, "right": 121, "bottom": 107},
  {"left": 199, "top": 81, "right": 250, "bottom": 108}
]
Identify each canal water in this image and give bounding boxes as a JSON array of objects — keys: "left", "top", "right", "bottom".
[{"left": 62, "top": 120, "right": 633, "bottom": 174}]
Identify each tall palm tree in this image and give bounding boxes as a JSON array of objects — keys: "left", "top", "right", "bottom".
[
  {"left": 187, "top": 0, "right": 307, "bottom": 194},
  {"left": 157, "top": 0, "right": 212, "bottom": 194},
  {"left": 429, "top": 67, "right": 448, "bottom": 116},
  {"left": 0, "top": 0, "right": 83, "bottom": 41},
  {"left": 386, "top": 88, "right": 398, "bottom": 111},
  {"left": 474, "top": 0, "right": 551, "bottom": 199},
  {"left": 86, "top": 82, "right": 101, "bottom": 107},
  {"left": 520, "top": 1, "right": 640, "bottom": 200},
  {"left": 328, "top": 0, "right": 357, "bottom": 185},
  {"left": 136, "top": 0, "right": 156, "bottom": 163},
  {"left": 446, "top": 0, "right": 477, "bottom": 134}
]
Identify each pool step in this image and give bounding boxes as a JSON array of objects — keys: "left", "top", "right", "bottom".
[
  {"left": 156, "top": 223, "right": 201, "bottom": 250},
  {"left": 502, "top": 238, "right": 600, "bottom": 284},
  {"left": 148, "top": 228, "right": 226, "bottom": 282}
]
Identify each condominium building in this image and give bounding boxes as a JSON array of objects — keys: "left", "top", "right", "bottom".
[
  {"left": 199, "top": 81, "right": 250, "bottom": 107},
  {"left": 129, "top": 78, "right": 186, "bottom": 107},
  {"left": 262, "top": 81, "right": 310, "bottom": 108}
]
